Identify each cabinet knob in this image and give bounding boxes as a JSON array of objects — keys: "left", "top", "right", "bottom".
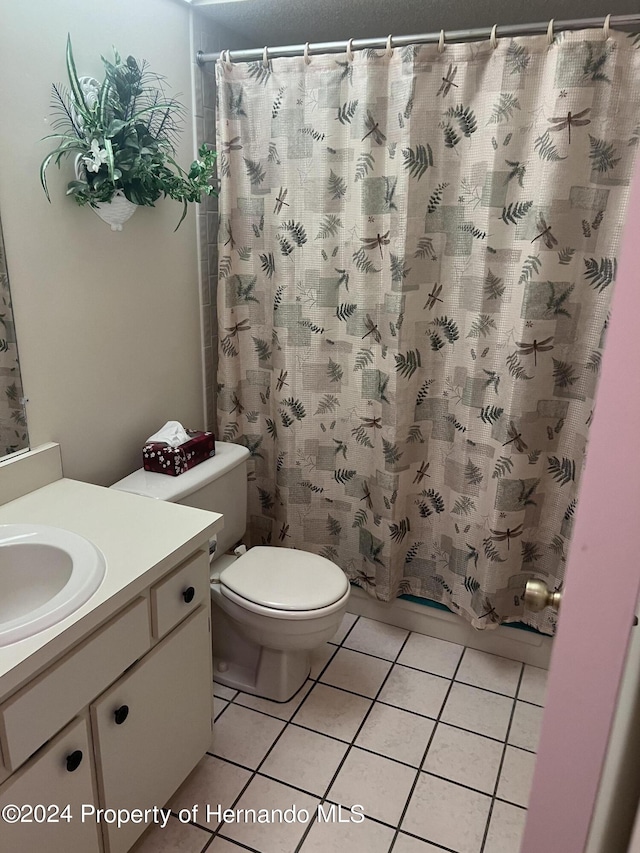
[
  {"left": 114, "top": 704, "right": 129, "bottom": 725},
  {"left": 66, "top": 750, "right": 83, "bottom": 772},
  {"left": 183, "top": 586, "right": 195, "bottom": 604}
]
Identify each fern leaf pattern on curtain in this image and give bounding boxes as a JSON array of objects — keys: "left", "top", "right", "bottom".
[
  {"left": 0, "top": 216, "right": 27, "bottom": 457},
  {"left": 215, "top": 30, "right": 640, "bottom": 634}
]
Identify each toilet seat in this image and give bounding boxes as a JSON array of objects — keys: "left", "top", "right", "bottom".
[
  {"left": 219, "top": 546, "right": 349, "bottom": 613},
  {"left": 219, "top": 583, "right": 351, "bottom": 621}
]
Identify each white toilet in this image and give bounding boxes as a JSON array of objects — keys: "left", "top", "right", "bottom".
[{"left": 111, "top": 441, "right": 350, "bottom": 702}]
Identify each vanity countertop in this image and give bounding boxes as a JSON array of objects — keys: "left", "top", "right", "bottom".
[{"left": 0, "top": 478, "right": 222, "bottom": 697}]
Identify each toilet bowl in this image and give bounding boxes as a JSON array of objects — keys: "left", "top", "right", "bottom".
[
  {"left": 111, "top": 442, "right": 350, "bottom": 702},
  {"left": 211, "top": 546, "right": 349, "bottom": 701}
]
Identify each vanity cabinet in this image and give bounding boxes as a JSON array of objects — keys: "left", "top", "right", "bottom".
[{"left": 0, "top": 548, "right": 212, "bottom": 853}]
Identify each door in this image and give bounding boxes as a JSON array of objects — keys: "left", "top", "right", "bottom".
[
  {"left": 521, "top": 169, "right": 640, "bottom": 851},
  {"left": 91, "top": 605, "right": 213, "bottom": 853},
  {"left": 0, "top": 715, "right": 101, "bottom": 853}
]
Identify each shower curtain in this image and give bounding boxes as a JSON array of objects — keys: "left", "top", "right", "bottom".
[
  {"left": 0, "top": 216, "right": 26, "bottom": 457},
  {"left": 215, "top": 29, "right": 640, "bottom": 634}
]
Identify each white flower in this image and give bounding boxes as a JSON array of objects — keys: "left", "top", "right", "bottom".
[{"left": 82, "top": 139, "right": 109, "bottom": 174}]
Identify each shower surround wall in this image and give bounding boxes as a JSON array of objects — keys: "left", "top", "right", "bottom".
[{"left": 192, "top": 13, "right": 254, "bottom": 430}]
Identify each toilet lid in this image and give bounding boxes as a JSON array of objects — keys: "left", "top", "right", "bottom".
[{"left": 220, "top": 547, "right": 349, "bottom": 611}]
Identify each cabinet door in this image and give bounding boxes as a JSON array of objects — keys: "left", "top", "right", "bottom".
[
  {"left": 0, "top": 716, "right": 101, "bottom": 853},
  {"left": 91, "top": 605, "right": 212, "bottom": 853}
]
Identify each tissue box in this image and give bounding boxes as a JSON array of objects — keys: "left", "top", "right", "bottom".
[{"left": 142, "top": 430, "right": 216, "bottom": 476}]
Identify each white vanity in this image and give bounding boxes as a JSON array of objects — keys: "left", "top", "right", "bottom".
[{"left": 0, "top": 445, "right": 223, "bottom": 853}]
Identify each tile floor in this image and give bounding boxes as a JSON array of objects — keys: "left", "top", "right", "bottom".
[{"left": 136, "top": 613, "right": 548, "bottom": 853}]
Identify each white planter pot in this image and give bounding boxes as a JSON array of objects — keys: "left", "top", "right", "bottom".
[
  {"left": 74, "top": 154, "right": 137, "bottom": 232},
  {"left": 91, "top": 193, "right": 138, "bottom": 232}
]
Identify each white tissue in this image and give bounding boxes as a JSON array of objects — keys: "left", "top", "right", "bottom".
[{"left": 146, "top": 421, "right": 190, "bottom": 447}]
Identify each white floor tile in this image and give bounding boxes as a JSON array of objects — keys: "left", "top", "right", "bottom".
[
  {"left": 484, "top": 800, "right": 528, "bottom": 853},
  {"left": 213, "top": 682, "right": 238, "bottom": 701},
  {"left": 456, "top": 649, "right": 522, "bottom": 697},
  {"left": 423, "top": 723, "right": 503, "bottom": 794},
  {"left": 235, "top": 680, "right": 312, "bottom": 721},
  {"left": 519, "top": 665, "right": 548, "bottom": 706},
  {"left": 207, "top": 837, "right": 248, "bottom": 852},
  {"left": 133, "top": 816, "right": 211, "bottom": 852},
  {"left": 328, "top": 747, "right": 417, "bottom": 826},
  {"left": 509, "top": 701, "right": 544, "bottom": 752},
  {"left": 496, "top": 746, "right": 537, "bottom": 808},
  {"left": 169, "top": 755, "right": 251, "bottom": 830},
  {"left": 398, "top": 633, "right": 464, "bottom": 678},
  {"left": 211, "top": 704, "right": 286, "bottom": 769},
  {"left": 221, "top": 775, "right": 318, "bottom": 853},
  {"left": 378, "top": 664, "right": 449, "bottom": 718},
  {"left": 355, "top": 702, "right": 435, "bottom": 767},
  {"left": 343, "top": 616, "right": 409, "bottom": 660},
  {"left": 310, "top": 643, "right": 338, "bottom": 679},
  {"left": 293, "top": 683, "right": 372, "bottom": 742},
  {"left": 394, "top": 834, "right": 449, "bottom": 852},
  {"left": 441, "top": 682, "right": 514, "bottom": 741},
  {"left": 403, "top": 773, "right": 492, "bottom": 853},
  {"left": 330, "top": 612, "right": 359, "bottom": 644},
  {"left": 320, "top": 647, "right": 392, "bottom": 698},
  {"left": 260, "top": 725, "right": 348, "bottom": 796},
  {"left": 300, "top": 814, "right": 395, "bottom": 852},
  {"left": 213, "top": 697, "right": 228, "bottom": 719}
]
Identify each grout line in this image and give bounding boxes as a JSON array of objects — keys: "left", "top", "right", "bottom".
[
  {"left": 479, "top": 661, "right": 525, "bottom": 853},
  {"left": 291, "top": 627, "right": 415, "bottom": 852},
  {"left": 388, "top": 644, "right": 468, "bottom": 851},
  {"left": 215, "top": 833, "right": 263, "bottom": 852},
  {"left": 209, "top": 623, "right": 537, "bottom": 851},
  {"left": 206, "top": 638, "right": 359, "bottom": 846},
  {"left": 199, "top": 830, "right": 220, "bottom": 852},
  {"left": 394, "top": 827, "right": 461, "bottom": 852},
  {"left": 213, "top": 675, "right": 537, "bottom": 760}
]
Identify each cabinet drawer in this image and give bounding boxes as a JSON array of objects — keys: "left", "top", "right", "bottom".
[
  {"left": 0, "top": 598, "right": 150, "bottom": 771},
  {"left": 151, "top": 549, "right": 209, "bottom": 639},
  {"left": 92, "top": 605, "right": 212, "bottom": 853},
  {"left": 0, "top": 716, "right": 101, "bottom": 853}
]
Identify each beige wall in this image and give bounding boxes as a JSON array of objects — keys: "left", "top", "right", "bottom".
[{"left": 0, "top": 0, "right": 204, "bottom": 485}]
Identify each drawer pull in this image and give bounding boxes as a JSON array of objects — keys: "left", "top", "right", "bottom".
[
  {"left": 66, "top": 750, "right": 83, "bottom": 772},
  {"left": 183, "top": 586, "right": 196, "bottom": 604},
  {"left": 114, "top": 704, "right": 129, "bottom": 725}
]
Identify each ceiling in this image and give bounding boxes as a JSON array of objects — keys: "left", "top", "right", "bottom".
[{"left": 199, "top": 0, "right": 640, "bottom": 51}]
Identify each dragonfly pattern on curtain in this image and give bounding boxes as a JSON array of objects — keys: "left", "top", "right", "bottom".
[{"left": 215, "top": 30, "right": 640, "bottom": 634}]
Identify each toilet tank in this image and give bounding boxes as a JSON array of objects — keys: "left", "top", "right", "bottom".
[{"left": 110, "top": 441, "right": 251, "bottom": 555}]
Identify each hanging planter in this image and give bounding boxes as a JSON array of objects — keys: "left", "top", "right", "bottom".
[
  {"left": 73, "top": 155, "right": 137, "bottom": 231},
  {"left": 40, "top": 36, "right": 217, "bottom": 231}
]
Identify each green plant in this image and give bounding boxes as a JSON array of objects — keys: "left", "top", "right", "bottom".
[{"left": 40, "top": 36, "right": 216, "bottom": 229}]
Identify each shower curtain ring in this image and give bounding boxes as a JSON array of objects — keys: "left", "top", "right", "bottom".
[
  {"left": 223, "top": 50, "right": 233, "bottom": 70},
  {"left": 346, "top": 38, "right": 354, "bottom": 61},
  {"left": 385, "top": 34, "right": 394, "bottom": 57},
  {"left": 438, "top": 29, "right": 446, "bottom": 53},
  {"left": 603, "top": 14, "right": 611, "bottom": 39},
  {"left": 490, "top": 24, "right": 498, "bottom": 49},
  {"left": 304, "top": 42, "right": 311, "bottom": 64},
  {"left": 547, "top": 18, "right": 555, "bottom": 46},
  {"left": 262, "top": 46, "right": 269, "bottom": 68}
]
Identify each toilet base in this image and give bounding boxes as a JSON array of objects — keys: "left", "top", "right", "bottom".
[{"left": 213, "top": 647, "right": 310, "bottom": 703}]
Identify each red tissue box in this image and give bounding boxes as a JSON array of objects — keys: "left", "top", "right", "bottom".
[{"left": 142, "top": 430, "right": 216, "bottom": 476}]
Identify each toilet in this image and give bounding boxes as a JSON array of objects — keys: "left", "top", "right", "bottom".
[{"left": 111, "top": 441, "right": 350, "bottom": 702}]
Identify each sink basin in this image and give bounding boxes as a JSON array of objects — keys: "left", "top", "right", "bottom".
[{"left": 0, "top": 524, "right": 106, "bottom": 646}]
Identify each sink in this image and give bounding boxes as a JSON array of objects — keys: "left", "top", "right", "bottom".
[{"left": 0, "top": 524, "right": 106, "bottom": 646}]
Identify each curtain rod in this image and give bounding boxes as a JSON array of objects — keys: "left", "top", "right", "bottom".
[{"left": 196, "top": 14, "right": 640, "bottom": 64}]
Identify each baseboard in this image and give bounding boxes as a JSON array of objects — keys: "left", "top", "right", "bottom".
[{"left": 347, "top": 586, "right": 553, "bottom": 669}]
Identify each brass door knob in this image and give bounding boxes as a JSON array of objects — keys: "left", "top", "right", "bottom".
[{"left": 524, "top": 579, "right": 562, "bottom": 613}]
